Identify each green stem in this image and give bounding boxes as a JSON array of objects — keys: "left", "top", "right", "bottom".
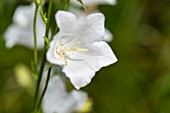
[
  {"left": 33, "top": 0, "right": 53, "bottom": 112},
  {"left": 64, "top": 0, "right": 70, "bottom": 11},
  {"left": 33, "top": 50, "right": 46, "bottom": 109},
  {"left": 33, "top": 3, "right": 39, "bottom": 76},
  {"left": 37, "top": 67, "right": 52, "bottom": 109},
  {"left": 45, "top": 0, "right": 53, "bottom": 37}
]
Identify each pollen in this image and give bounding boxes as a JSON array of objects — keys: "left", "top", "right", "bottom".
[{"left": 56, "top": 43, "right": 89, "bottom": 66}]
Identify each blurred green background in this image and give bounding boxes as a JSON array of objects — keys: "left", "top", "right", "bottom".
[{"left": 1, "top": 0, "right": 170, "bottom": 113}]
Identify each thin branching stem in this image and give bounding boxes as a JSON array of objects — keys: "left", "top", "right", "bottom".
[
  {"left": 37, "top": 67, "right": 52, "bottom": 109},
  {"left": 33, "top": 0, "right": 53, "bottom": 112},
  {"left": 33, "top": 3, "right": 38, "bottom": 77}
]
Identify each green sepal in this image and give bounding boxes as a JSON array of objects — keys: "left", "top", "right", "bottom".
[
  {"left": 39, "top": 7, "right": 48, "bottom": 24},
  {"left": 44, "top": 63, "right": 52, "bottom": 73},
  {"left": 43, "top": 36, "right": 50, "bottom": 45},
  {"left": 64, "top": 0, "right": 70, "bottom": 11},
  {"left": 77, "top": 0, "right": 87, "bottom": 11},
  {"left": 35, "top": 0, "right": 40, "bottom": 6}
]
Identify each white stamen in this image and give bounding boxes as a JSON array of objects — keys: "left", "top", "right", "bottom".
[{"left": 56, "top": 43, "right": 89, "bottom": 66}]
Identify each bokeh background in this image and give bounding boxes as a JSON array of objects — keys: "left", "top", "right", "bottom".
[{"left": 1, "top": 0, "right": 170, "bottom": 113}]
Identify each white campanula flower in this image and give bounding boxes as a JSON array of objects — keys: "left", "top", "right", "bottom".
[
  {"left": 4, "top": 3, "right": 45, "bottom": 49},
  {"left": 42, "top": 75, "right": 88, "bottom": 113},
  {"left": 46, "top": 11, "right": 117, "bottom": 89},
  {"left": 71, "top": 0, "right": 117, "bottom": 6}
]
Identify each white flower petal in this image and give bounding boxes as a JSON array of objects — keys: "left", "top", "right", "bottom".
[
  {"left": 56, "top": 11, "right": 77, "bottom": 34},
  {"left": 5, "top": 23, "right": 37, "bottom": 48},
  {"left": 76, "top": 13, "right": 105, "bottom": 42},
  {"left": 71, "top": 90, "right": 88, "bottom": 111},
  {"left": 4, "top": 3, "right": 45, "bottom": 49},
  {"left": 5, "top": 24, "right": 21, "bottom": 48},
  {"left": 71, "top": 0, "right": 117, "bottom": 6},
  {"left": 80, "top": 41, "right": 117, "bottom": 70},
  {"left": 46, "top": 39, "right": 63, "bottom": 65},
  {"left": 68, "top": 8, "right": 113, "bottom": 42},
  {"left": 42, "top": 76, "right": 68, "bottom": 113},
  {"left": 63, "top": 61, "right": 95, "bottom": 89},
  {"left": 13, "top": 3, "right": 34, "bottom": 27},
  {"left": 104, "top": 29, "right": 113, "bottom": 42},
  {"left": 63, "top": 41, "right": 117, "bottom": 89},
  {"left": 42, "top": 76, "right": 88, "bottom": 113},
  {"left": 56, "top": 11, "right": 105, "bottom": 43}
]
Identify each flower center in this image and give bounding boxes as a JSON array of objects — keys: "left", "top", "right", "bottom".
[{"left": 56, "top": 43, "right": 89, "bottom": 66}]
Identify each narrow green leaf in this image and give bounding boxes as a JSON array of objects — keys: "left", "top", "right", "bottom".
[
  {"left": 43, "top": 36, "right": 50, "bottom": 45},
  {"left": 44, "top": 64, "right": 52, "bottom": 73},
  {"left": 39, "top": 8, "right": 48, "bottom": 24},
  {"left": 64, "top": 0, "right": 70, "bottom": 11},
  {"left": 77, "top": 0, "right": 87, "bottom": 11}
]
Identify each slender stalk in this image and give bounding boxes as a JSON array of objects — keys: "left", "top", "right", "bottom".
[
  {"left": 33, "top": 4, "right": 38, "bottom": 75},
  {"left": 45, "top": 0, "right": 53, "bottom": 37},
  {"left": 33, "top": 50, "right": 46, "bottom": 108},
  {"left": 37, "top": 67, "right": 52, "bottom": 109},
  {"left": 32, "top": 1, "right": 39, "bottom": 109},
  {"left": 64, "top": 0, "right": 70, "bottom": 11},
  {"left": 33, "top": 0, "right": 53, "bottom": 112}
]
